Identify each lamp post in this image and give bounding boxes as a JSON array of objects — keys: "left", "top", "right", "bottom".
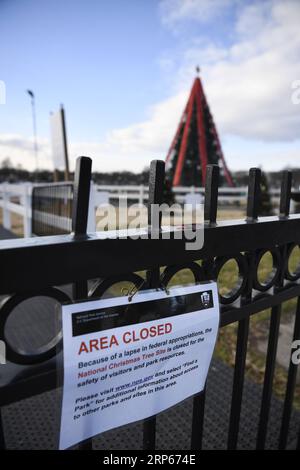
[{"left": 27, "top": 89, "right": 39, "bottom": 180}]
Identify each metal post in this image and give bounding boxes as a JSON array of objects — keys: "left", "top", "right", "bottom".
[
  {"left": 204, "top": 165, "right": 219, "bottom": 225},
  {"left": 27, "top": 90, "right": 39, "bottom": 180},
  {"left": 2, "top": 184, "right": 10, "bottom": 231},
  {"left": 143, "top": 159, "right": 165, "bottom": 450},
  {"left": 191, "top": 163, "right": 219, "bottom": 450},
  {"left": 72, "top": 157, "right": 92, "bottom": 237},
  {"left": 228, "top": 168, "right": 261, "bottom": 450},
  {"left": 60, "top": 105, "right": 70, "bottom": 181},
  {"left": 256, "top": 171, "right": 292, "bottom": 449},
  {"left": 71, "top": 155, "right": 93, "bottom": 450}
]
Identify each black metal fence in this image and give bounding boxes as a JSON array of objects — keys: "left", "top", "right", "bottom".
[
  {"left": 31, "top": 183, "right": 73, "bottom": 236},
  {"left": 0, "top": 156, "right": 299, "bottom": 450}
]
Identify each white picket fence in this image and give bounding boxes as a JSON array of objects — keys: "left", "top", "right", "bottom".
[
  {"left": 0, "top": 182, "right": 291, "bottom": 238},
  {"left": 0, "top": 183, "right": 109, "bottom": 237},
  {"left": 99, "top": 185, "right": 250, "bottom": 205},
  {"left": 91, "top": 184, "right": 287, "bottom": 208},
  {"left": 0, "top": 183, "right": 32, "bottom": 237}
]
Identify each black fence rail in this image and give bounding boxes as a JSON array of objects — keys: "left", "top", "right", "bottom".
[
  {"left": 0, "top": 156, "right": 299, "bottom": 450},
  {"left": 31, "top": 183, "right": 73, "bottom": 236}
]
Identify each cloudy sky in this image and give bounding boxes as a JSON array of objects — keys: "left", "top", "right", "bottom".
[{"left": 0, "top": 0, "right": 300, "bottom": 173}]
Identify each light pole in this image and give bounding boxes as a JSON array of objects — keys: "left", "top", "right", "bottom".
[{"left": 27, "top": 89, "right": 39, "bottom": 180}]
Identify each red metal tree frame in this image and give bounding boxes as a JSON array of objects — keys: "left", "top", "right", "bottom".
[{"left": 165, "top": 77, "right": 234, "bottom": 187}]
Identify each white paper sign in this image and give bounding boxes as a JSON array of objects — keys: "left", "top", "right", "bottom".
[{"left": 59, "top": 282, "right": 219, "bottom": 449}]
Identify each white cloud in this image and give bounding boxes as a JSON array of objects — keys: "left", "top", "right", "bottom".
[
  {"left": 0, "top": 134, "right": 52, "bottom": 171},
  {"left": 68, "top": 91, "right": 188, "bottom": 172},
  {"left": 222, "top": 136, "right": 300, "bottom": 171},
  {"left": 159, "top": 0, "right": 234, "bottom": 29},
  {"left": 171, "top": 0, "right": 300, "bottom": 141},
  {"left": 235, "top": 1, "right": 273, "bottom": 37}
]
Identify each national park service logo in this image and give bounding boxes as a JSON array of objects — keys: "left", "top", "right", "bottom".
[{"left": 201, "top": 291, "right": 210, "bottom": 308}]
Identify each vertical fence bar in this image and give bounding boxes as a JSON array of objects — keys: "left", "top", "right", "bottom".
[
  {"left": 279, "top": 296, "right": 300, "bottom": 449},
  {"left": 0, "top": 410, "right": 5, "bottom": 449},
  {"left": 191, "top": 164, "right": 219, "bottom": 450},
  {"left": 256, "top": 305, "right": 281, "bottom": 449},
  {"left": 72, "top": 157, "right": 92, "bottom": 236},
  {"left": 279, "top": 171, "right": 292, "bottom": 219},
  {"left": 71, "top": 156, "right": 93, "bottom": 450},
  {"left": 246, "top": 168, "right": 261, "bottom": 222},
  {"left": 204, "top": 165, "right": 219, "bottom": 225},
  {"left": 143, "top": 160, "right": 165, "bottom": 450},
  {"left": 227, "top": 168, "right": 261, "bottom": 450},
  {"left": 227, "top": 318, "right": 250, "bottom": 450},
  {"left": 147, "top": 160, "right": 165, "bottom": 230},
  {"left": 256, "top": 170, "right": 292, "bottom": 449},
  {"left": 191, "top": 385, "right": 206, "bottom": 450}
]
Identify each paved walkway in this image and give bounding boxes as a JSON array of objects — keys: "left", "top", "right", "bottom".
[{"left": 2, "top": 359, "right": 299, "bottom": 450}]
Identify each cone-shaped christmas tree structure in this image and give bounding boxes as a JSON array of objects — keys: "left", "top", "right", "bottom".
[{"left": 165, "top": 74, "right": 234, "bottom": 187}]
